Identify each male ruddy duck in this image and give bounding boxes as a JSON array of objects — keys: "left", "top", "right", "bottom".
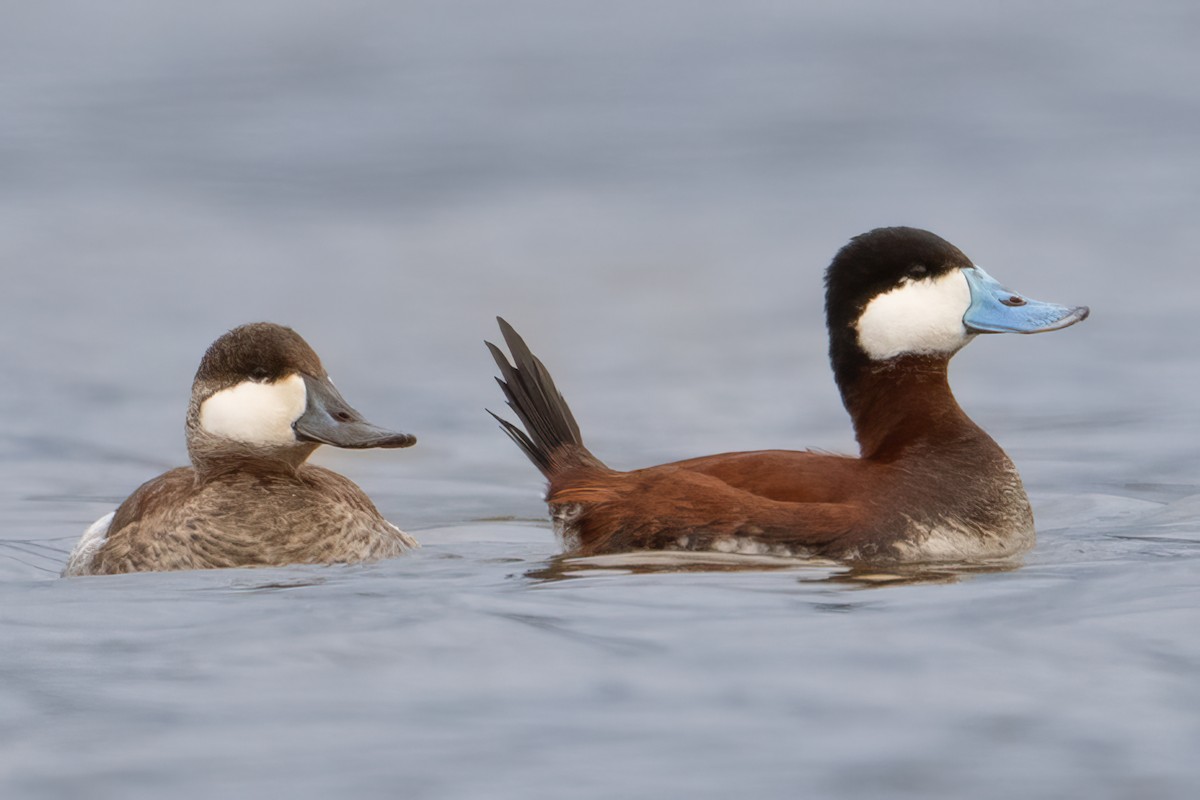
[
  {"left": 63, "top": 322, "right": 417, "bottom": 576},
  {"left": 488, "top": 227, "right": 1089, "bottom": 564}
]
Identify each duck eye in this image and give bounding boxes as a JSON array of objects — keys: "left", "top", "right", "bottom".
[
  {"left": 908, "top": 265, "right": 928, "bottom": 279},
  {"left": 250, "top": 366, "right": 271, "bottom": 381}
]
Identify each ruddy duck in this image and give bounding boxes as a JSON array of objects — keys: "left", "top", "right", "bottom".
[
  {"left": 488, "top": 227, "right": 1089, "bottom": 563},
  {"left": 63, "top": 323, "right": 417, "bottom": 576}
]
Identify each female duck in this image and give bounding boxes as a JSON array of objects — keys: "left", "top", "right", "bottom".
[
  {"left": 64, "top": 322, "right": 417, "bottom": 576},
  {"left": 488, "top": 227, "right": 1088, "bottom": 563}
]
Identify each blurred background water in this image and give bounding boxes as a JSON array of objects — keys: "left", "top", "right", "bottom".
[{"left": 1, "top": 1, "right": 1198, "bottom": 798}]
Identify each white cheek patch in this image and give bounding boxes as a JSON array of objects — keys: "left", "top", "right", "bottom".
[
  {"left": 855, "top": 270, "right": 974, "bottom": 360},
  {"left": 199, "top": 373, "right": 307, "bottom": 446}
]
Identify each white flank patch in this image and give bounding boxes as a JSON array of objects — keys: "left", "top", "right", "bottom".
[
  {"left": 386, "top": 521, "right": 420, "bottom": 550},
  {"left": 63, "top": 510, "right": 115, "bottom": 576},
  {"left": 855, "top": 269, "right": 974, "bottom": 360},
  {"left": 199, "top": 373, "right": 307, "bottom": 446},
  {"left": 890, "top": 514, "right": 1034, "bottom": 562}
]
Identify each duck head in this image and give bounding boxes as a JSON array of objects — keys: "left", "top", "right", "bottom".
[
  {"left": 186, "top": 322, "right": 415, "bottom": 470},
  {"left": 825, "top": 227, "right": 1089, "bottom": 391}
]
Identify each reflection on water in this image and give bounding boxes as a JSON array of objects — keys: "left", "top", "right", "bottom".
[
  {"left": 528, "top": 550, "right": 841, "bottom": 579},
  {"left": 223, "top": 577, "right": 330, "bottom": 593},
  {"left": 528, "top": 549, "right": 1022, "bottom": 588},
  {"left": 827, "top": 563, "right": 1022, "bottom": 588}
]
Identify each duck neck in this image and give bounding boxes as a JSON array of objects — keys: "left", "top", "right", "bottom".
[
  {"left": 836, "top": 354, "right": 982, "bottom": 461},
  {"left": 185, "top": 414, "right": 317, "bottom": 480}
]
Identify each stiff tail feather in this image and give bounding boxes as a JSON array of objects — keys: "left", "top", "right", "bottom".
[{"left": 486, "top": 317, "right": 601, "bottom": 477}]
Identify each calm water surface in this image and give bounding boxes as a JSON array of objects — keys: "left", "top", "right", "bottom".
[{"left": 2, "top": 2, "right": 1199, "bottom": 798}]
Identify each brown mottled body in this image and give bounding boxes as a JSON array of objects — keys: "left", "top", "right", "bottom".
[{"left": 80, "top": 463, "right": 415, "bottom": 575}]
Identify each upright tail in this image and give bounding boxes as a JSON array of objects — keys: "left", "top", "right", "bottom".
[{"left": 486, "top": 317, "right": 603, "bottom": 478}]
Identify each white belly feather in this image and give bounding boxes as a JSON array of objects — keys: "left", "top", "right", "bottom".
[{"left": 62, "top": 511, "right": 115, "bottom": 577}]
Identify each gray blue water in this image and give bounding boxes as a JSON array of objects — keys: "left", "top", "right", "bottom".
[{"left": 2, "top": 2, "right": 1199, "bottom": 798}]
